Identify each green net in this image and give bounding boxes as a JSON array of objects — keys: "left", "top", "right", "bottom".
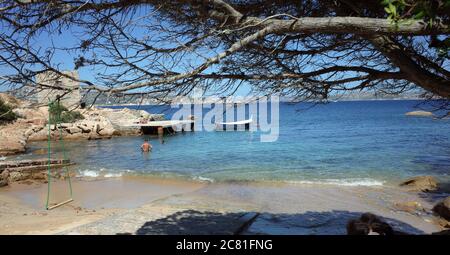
[{"left": 45, "top": 98, "right": 73, "bottom": 210}]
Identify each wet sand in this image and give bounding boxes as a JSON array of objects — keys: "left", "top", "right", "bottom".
[
  {"left": 0, "top": 177, "right": 205, "bottom": 234},
  {"left": 0, "top": 176, "right": 443, "bottom": 234},
  {"left": 3, "top": 176, "right": 205, "bottom": 209}
]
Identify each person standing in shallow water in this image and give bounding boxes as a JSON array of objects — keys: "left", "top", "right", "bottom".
[{"left": 141, "top": 139, "right": 152, "bottom": 152}]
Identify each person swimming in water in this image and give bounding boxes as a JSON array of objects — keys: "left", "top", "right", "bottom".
[{"left": 141, "top": 139, "right": 152, "bottom": 152}]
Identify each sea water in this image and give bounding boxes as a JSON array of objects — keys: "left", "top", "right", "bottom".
[{"left": 20, "top": 100, "right": 450, "bottom": 186}]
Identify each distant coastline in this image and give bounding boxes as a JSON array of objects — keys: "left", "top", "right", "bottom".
[{"left": 96, "top": 98, "right": 427, "bottom": 107}]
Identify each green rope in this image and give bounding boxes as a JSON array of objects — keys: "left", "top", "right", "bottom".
[
  {"left": 56, "top": 100, "right": 73, "bottom": 199},
  {"left": 45, "top": 100, "right": 52, "bottom": 210},
  {"left": 45, "top": 99, "right": 73, "bottom": 209}
]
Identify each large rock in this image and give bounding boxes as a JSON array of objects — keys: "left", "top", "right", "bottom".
[
  {"left": 434, "top": 216, "right": 450, "bottom": 229},
  {"left": 347, "top": 213, "right": 394, "bottom": 235},
  {"left": 0, "top": 138, "right": 26, "bottom": 156},
  {"left": 23, "top": 125, "right": 44, "bottom": 138},
  {"left": 28, "top": 115, "right": 118, "bottom": 140},
  {"left": 66, "top": 126, "right": 81, "bottom": 134},
  {"left": 433, "top": 197, "right": 450, "bottom": 221},
  {"left": 77, "top": 124, "right": 92, "bottom": 133},
  {"left": 13, "top": 108, "right": 38, "bottom": 120},
  {"left": 78, "top": 106, "right": 163, "bottom": 136},
  {"left": 28, "top": 128, "right": 48, "bottom": 141},
  {"left": 26, "top": 118, "right": 46, "bottom": 126},
  {"left": 346, "top": 219, "right": 369, "bottom": 235},
  {"left": 59, "top": 123, "right": 72, "bottom": 129},
  {"left": 0, "top": 118, "right": 29, "bottom": 156},
  {"left": 94, "top": 107, "right": 141, "bottom": 135},
  {"left": 88, "top": 134, "right": 103, "bottom": 140},
  {"left": 405, "top": 110, "right": 434, "bottom": 117},
  {"left": 24, "top": 128, "right": 36, "bottom": 138},
  {"left": 1, "top": 170, "right": 9, "bottom": 180},
  {"left": 65, "top": 133, "right": 88, "bottom": 140},
  {"left": 0, "top": 179, "right": 7, "bottom": 187},
  {"left": 98, "top": 127, "right": 115, "bottom": 136},
  {"left": 0, "top": 170, "right": 8, "bottom": 187},
  {"left": 394, "top": 201, "right": 425, "bottom": 214},
  {"left": 432, "top": 229, "right": 450, "bottom": 235},
  {"left": 400, "top": 176, "right": 438, "bottom": 192}
]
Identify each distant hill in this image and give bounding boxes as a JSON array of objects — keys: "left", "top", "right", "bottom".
[{"left": 6, "top": 88, "right": 425, "bottom": 106}]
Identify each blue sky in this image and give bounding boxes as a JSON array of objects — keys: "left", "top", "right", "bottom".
[{"left": 0, "top": 24, "right": 256, "bottom": 96}]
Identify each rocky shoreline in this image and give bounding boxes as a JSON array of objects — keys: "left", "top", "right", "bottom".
[
  {"left": 397, "top": 176, "right": 450, "bottom": 232},
  {"left": 0, "top": 93, "right": 164, "bottom": 187},
  {"left": 0, "top": 93, "right": 163, "bottom": 156}
]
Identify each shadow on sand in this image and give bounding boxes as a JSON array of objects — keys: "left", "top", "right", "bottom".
[{"left": 135, "top": 210, "right": 426, "bottom": 235}]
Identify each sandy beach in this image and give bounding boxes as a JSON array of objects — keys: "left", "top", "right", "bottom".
[{"left": 0, "top": 176, "right": 443, "bottom": 235}]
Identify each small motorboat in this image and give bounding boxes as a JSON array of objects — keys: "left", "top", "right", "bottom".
[{"left": 215, "top": 116, "right": 253, "bottom": 131}]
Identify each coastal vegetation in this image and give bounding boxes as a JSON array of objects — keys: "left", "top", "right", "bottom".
[
  {"left": 0, "top": 98, "right": 17, "bottom": 125},
  {"left": 48, "top": 102, "right": 84, "bottom": 124}
]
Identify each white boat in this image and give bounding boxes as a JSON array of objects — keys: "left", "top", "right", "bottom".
[{"left": 215, "top": 116, "right": 253, "bottom": 131}]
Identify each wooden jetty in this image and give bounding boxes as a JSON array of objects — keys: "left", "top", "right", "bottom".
[{"left": 123, "top": 119, "right": 195, "bottom": 135}]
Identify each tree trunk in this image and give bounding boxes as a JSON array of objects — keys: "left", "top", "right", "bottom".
[{"left": 368, "top": 35, "right": 450, "bottom": 98}]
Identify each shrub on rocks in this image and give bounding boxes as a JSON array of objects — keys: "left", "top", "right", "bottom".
[
  {"left": 61, "top": 111, "right": 84, "bottom": 123},
  {"left": 8, "top": 171, "right": 31, "bottom": 182},
  {"left": 48, "top": 102, "right": 84, "bottom": 124},
  {"left": 0, "top": 98, "right": 17, "bottom": 125}
]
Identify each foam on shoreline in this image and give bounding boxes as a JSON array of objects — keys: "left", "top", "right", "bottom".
[
  {"left": 79, "top": 169, "right": 123, "bottom": 178},
  {"left": 192, "top": 176, "right": 215, "bottom": 183},
  {"left": 286, "top": 178, "right": 384, "bottom": 187},
  {"left": 79, "top": 170, "right": 100, "bottom": 178},
  {"left": 78, "top": 169, "right": 385, "bottom": 187}
]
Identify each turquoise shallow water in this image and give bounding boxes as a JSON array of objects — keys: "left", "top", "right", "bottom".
[{"left": 17, "top": 100, "right": 450, "bottom": 186}]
